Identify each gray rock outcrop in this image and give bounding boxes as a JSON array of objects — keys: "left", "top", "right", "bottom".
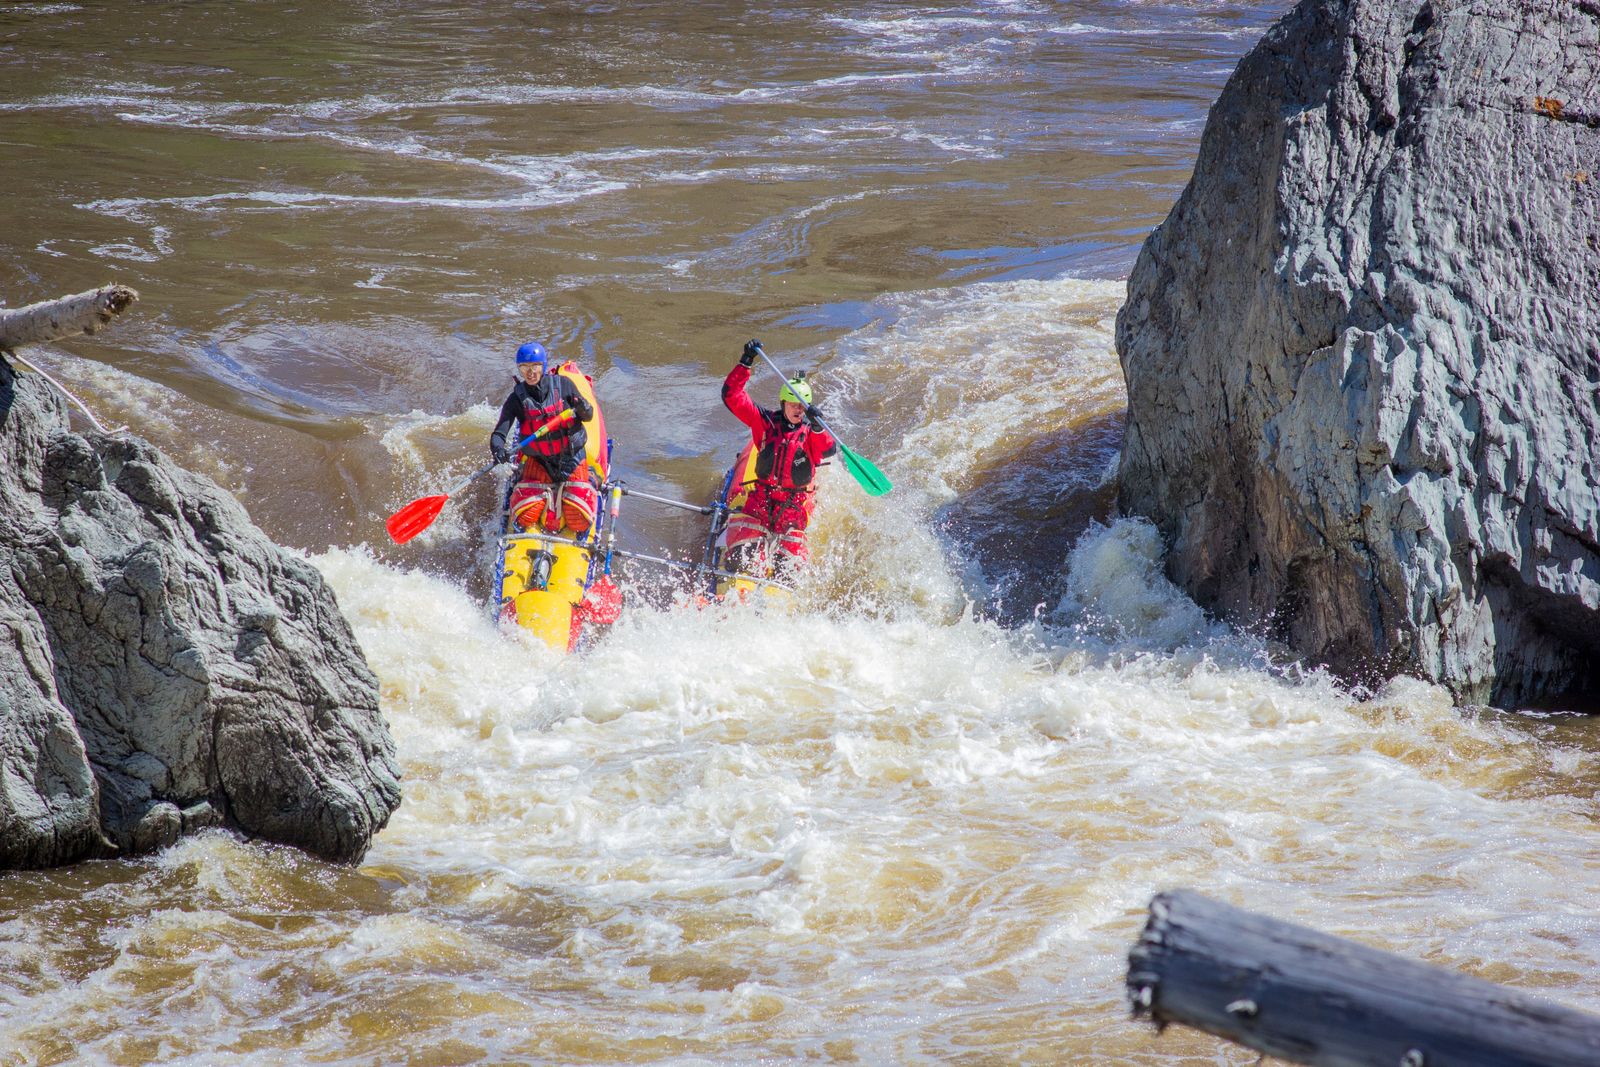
[
  {"left": 1116, "top": 0, "right": 1600, "bottom": 707},
  {"left": 1, "top": 356, "right": 401, "bottom": 866}
]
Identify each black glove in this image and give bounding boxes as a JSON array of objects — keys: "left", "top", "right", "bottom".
[
  {"left": 740, "top": 339, "right": 761, "bottom": 367},
  {"left": 805, "top": 404, "right": 825, "bottom": 431},
  {"left": 551, "top": 457, "right": 578, "bottom": 482},
  {"left": 491, "top": 442, "right": 511, "bottom": 465}
]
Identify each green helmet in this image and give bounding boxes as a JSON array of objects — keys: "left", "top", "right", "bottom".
[{"left": 779, "top": 374, "right": 812, "bottom": 406}]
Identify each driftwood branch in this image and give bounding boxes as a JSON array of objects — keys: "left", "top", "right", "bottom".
[
  {"left": 1127, "top": 889, "right": 1600, "bottom": 1067},
  {"left": 0, "top": 284, "right": 139, "bottom": 352}
]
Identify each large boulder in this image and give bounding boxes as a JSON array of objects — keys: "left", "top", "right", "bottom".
[
  {"left": 1116, "top": 0, "right": 1600, "bottom": 707},
  {"left": 1, "top": 356, "right": 400, "bottom": 866}
]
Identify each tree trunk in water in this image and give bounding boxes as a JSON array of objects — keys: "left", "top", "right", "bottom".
[
  {"left": 0, "top": 285, "right": 139, "bottom": 352},
  {"left": 1127, "top": 889, "right": 1600, "bottom": 1067}
]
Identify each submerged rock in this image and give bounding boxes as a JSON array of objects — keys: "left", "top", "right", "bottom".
[
  {"left": 0, "top": 357, "right": 400, "bottom": 866},
  {"left": 1116, "top": 0, "right": 1599, "bottom": 707}
]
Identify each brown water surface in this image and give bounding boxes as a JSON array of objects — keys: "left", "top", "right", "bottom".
[{"left": 5, "top": 3, "right": 1599, "bottom": 1065}]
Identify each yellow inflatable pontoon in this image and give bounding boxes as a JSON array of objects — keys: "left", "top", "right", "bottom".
[{"left": 494, "top": 361, "right": 621, "bottom": 652}]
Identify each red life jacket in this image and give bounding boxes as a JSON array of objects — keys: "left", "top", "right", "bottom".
[
  {"left": 721, "top": 362, "right": 834, "bottom": 496},
  {"left": 753, "top": 423, "right": 817, "bottom": 492},
  {"left": 514, "top": 378, "right": 585, "bottom": 461}
]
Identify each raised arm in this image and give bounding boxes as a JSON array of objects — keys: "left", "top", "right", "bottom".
[{"left": 721, "top": 360, "right": 766, "bottom": 439}]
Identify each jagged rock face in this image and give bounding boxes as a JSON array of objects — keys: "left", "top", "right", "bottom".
[
  {"left": 1116, "top": 0, "right": 1600, "bottom": 707},
  {"left": 0, "top": 359, "right": 401, "bottom": 866}
]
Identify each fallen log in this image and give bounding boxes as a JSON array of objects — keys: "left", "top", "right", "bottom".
[
  {"left": 0, "top": 284, "right": 139, "bottom": 352},
  {"left": 0, "top": 284, "right": 140, "bottom": 433},
  {"left": 1127, "top": 889, "right": 1600, "bottom": 1067}
]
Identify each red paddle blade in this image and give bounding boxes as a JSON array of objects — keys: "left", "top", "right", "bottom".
[
  {"left": 385, "top": 494, "right": 448, "bottom": 544},
  {"left": 578, "top": 577, "right": 624, "bottom": 625}
]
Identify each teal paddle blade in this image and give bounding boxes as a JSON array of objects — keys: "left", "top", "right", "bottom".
[{"left": 839, "top": 442, "right": 892, "bottom": 496}]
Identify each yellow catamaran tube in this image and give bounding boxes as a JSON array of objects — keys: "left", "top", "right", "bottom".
[{"left": 496, "top": 360, "right": 612, "bottom": 651}]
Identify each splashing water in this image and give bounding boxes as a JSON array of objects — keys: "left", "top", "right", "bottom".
[{"left": 5, "top": 278, "right": 1598, "bottom": 1066}]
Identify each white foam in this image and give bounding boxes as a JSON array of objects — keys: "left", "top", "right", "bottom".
[
  {"left": 1054, "top": 517, "right": 1225, "bottom": 650},
  {"left": 87, "top": 223, "right": 173, "bottom": 263},
  {"left": 378, "top": 403, "right": 500, "bottom": 489},
  {"left": 1050, "top": 22, "right": 1258, "bottom": 40},
  {"left": 818, "top": 277, "right": 1128, "bottom": 504},
  {"left": 306, "top": 532, "right": 1600, "bottom": 1031},
  {"left": 81, "top": 183, "right": 627, "bottom": 217},
  {"left": 8, "top": 100, "right": 1599, "bottom": 1057}
]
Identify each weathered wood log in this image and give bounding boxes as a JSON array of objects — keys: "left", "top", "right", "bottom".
[
  {"left": 0, "top": 284, "right": 139, "bottom": 351},
  {"left": 1127, "top": 889, "right": 1600, "bottom": 1067}
]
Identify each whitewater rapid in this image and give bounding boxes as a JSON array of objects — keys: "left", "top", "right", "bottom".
[{"left": 5, "top": 280, "right": 1598, "bottom": 1067}]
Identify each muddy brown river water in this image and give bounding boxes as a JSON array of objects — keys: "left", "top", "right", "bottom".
[{"left": 4, "top": 3, "right": 1599, "bottom": 1064}]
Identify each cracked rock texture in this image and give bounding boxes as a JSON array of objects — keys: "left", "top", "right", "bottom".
[
  {"left": 1117, "top": 0, "right": 1599, "bottom": 707},
  {"left": 1, "top": 358, "right": 400, "bottom": 867}
]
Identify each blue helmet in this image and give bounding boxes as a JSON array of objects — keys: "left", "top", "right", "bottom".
[{"left": 515, "top": 341, "right": 548, "bottom": 367}]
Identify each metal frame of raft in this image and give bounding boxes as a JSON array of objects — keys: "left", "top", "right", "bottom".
[
  {"left": 386, "top": 341, "right": 892, "bottom": 653},
  {"left": 608, "top": 482, "right": 795, "bottom": 593},
  {"left": 492, "top": 475, "right": 796, "bottom": 653},
  {"left": 490, "top": 362, "right": 796, "bottom": 652}
]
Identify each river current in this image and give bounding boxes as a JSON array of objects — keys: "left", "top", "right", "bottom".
[{"left": 3, "top": 2, "right": 1599, "bottom": 1064}]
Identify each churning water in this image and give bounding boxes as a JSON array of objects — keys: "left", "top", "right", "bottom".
[{"left": 3, "top": 2, "right": 1598, "bottom": 1064}]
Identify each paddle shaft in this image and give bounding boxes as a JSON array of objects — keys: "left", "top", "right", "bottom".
[
  {"left": 387, "top": 409, "right": 577, "bottom": 542},
  {"left": 610, "top": 547, "right": 793, "bottom": 593},
  {"left": 750, "top": 343, "right": 891, "bottom": 496},
  {"left": 750, "top": 343, "right": 844, "bottom": 442},
  {"left": 446, "top": 408, "right": 576, "bottom": 495}
]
